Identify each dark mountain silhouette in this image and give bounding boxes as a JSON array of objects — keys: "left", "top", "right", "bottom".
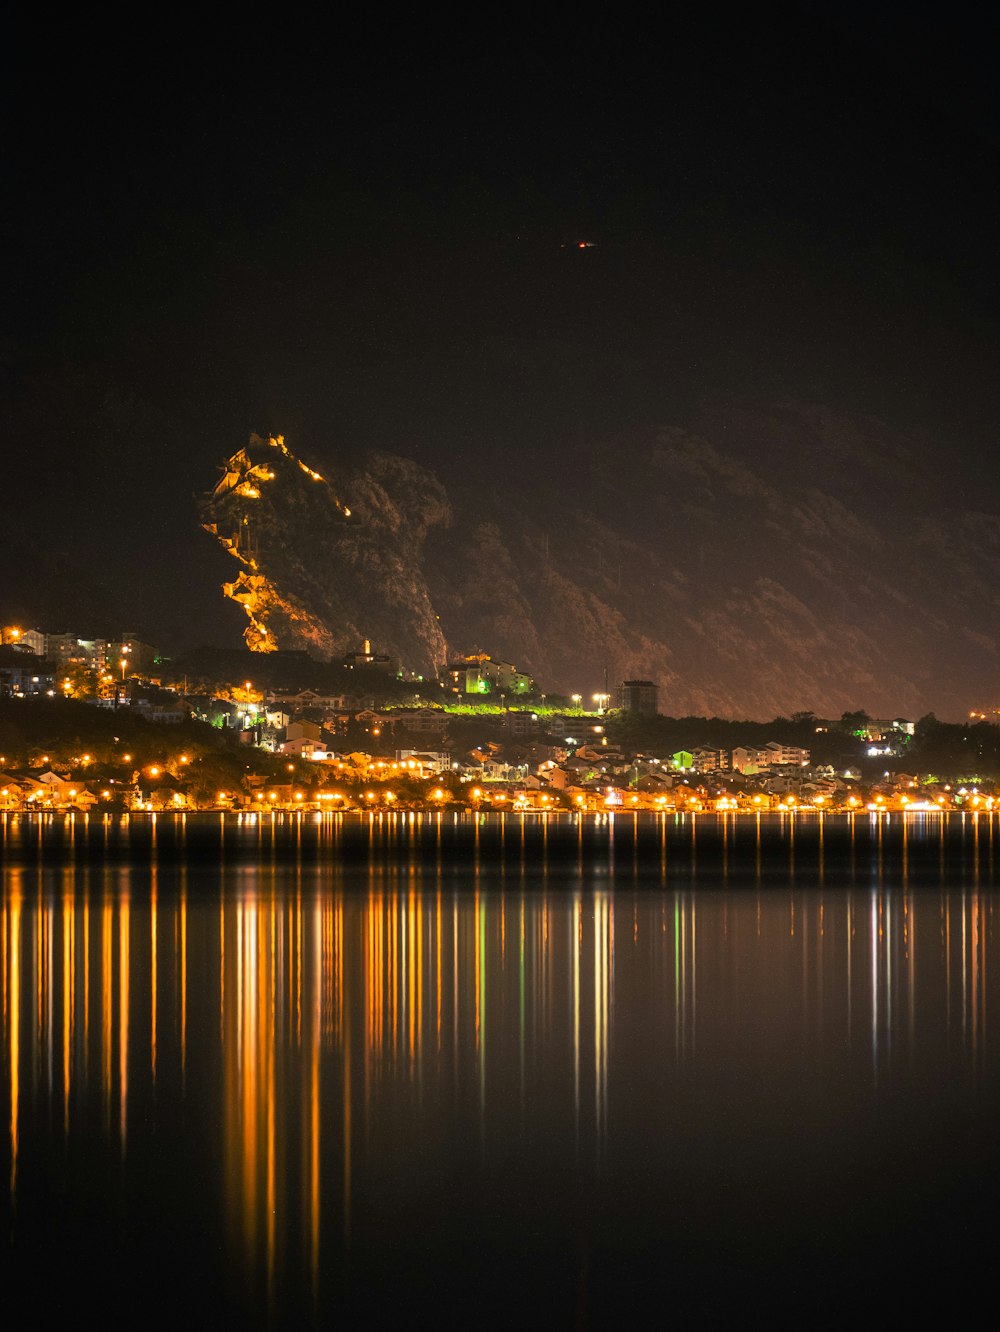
[{"left": 198, "top": 403, "right": 999, "bottom": 718}]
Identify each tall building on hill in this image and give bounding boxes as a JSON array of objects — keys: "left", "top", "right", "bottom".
[
  {"left": 616, "top": 679, "right": 659, "bottom": 715},
  {"left": 343, "top": 639, "right": 399, "bottom": 675}
]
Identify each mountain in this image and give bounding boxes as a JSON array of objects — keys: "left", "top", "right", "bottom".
[{"left": 198, "top": 404, "right": 1000, "bottom": 719}]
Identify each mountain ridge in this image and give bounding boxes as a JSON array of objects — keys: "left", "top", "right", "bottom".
[{"left": 197, "top": 404, "right": 999, "bottom": 718}]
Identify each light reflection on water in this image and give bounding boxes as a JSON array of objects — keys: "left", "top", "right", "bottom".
[{"left": 1, "top": 811, "right": 998, "bottom": 1322}]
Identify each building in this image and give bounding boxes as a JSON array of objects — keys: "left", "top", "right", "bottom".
[
  {"left": 390, "top": 708, "right": 450, "bottom": 735},
  {"left": 135, "top": 697, "right": 189, "bottom": 723},
  {"left": 285, "top": 719, "right": 323, "bottom": 744},
  {"left": 616, "top": 679, "right": 659, "bottom": 714},
  {"left": 0, "top": 647, "right": 53, "bottom": 697},
  {"left": 11, "top": 630, "right": 157, "bottom": 676},
  {"left": 764, "top": 742, "right": 810, "bottom": 767},
  {"left": 118, "top": 634, "right": 157, "bottom": 675},
  {"left": 396, "top": 750, "right": 454, "bottom": 775},
  {"left": 691, "top": 746, "right": 726, "bottom": 774},
  {"left": 280, "top": 737, "right": 326, "bottom": 759},
  {"left": 731, "top": 746, "right": 768, "bottom": 774},
  {"left": 445, "top": 653, "right": 533, "bottom": 696},
  {"left": 17, "top": 629, "right": 45, "bottom": 655},
  {"left": 343, "top": 639, "right": 399, "bottom": 675},
  {"left": 505, "top": 711, "right": 542, "bottom": 736},
  {"left": 17, "top": 630, "right": 79, "bottom": 666},
  {"left": 273, "top": 688, "right": 348, "bottom": 711}
]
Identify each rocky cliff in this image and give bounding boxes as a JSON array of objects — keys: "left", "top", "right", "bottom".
[
  {"left": 199, "top": 406, "right": 1000, "bottom": 718},
  {"left": 200, "top": 434, "right": 450, "bottom": 670}
]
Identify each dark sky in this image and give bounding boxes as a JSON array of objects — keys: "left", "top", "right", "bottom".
[{"left": 3, "top": 5, "right": 998, "bottom": 648}]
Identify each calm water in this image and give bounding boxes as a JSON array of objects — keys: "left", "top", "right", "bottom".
[{"left": 1, "top": 811, "right": 998, "bottom": 1325}]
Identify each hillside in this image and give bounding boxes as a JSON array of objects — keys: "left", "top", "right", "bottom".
[{"left": 197, "top": 404, "right": 1000, "bottom": 719}]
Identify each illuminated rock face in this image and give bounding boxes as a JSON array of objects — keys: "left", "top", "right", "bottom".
[
  {"left": 201, "top": 406, "right": 1000, "bottom": 719},
  {"left": 200, "top": 434, "right": 450, "bottom": 673}
]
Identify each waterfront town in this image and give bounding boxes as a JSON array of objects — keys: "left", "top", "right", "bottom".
[{"left": 1, "top": 624, "right": 997, "bottom": 815}]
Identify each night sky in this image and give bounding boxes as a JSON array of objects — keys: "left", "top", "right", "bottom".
[{"left": 4, "top": 6, "right": 998, "bottom": 659}]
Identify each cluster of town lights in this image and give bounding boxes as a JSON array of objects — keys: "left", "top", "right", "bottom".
[
  {"left": 2, "top": 782, "right": 997, "bottom": 813},
  {"left": 3, "top": 635, "right": 999, "bottom": 813}
]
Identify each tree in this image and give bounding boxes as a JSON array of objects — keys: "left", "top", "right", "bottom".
[
  {"left": 62, "top": 662, "right": 98, "bottom": 700},
  {"left": 915, "top": 712, "right": 940, "bottom": 741},
  {"left": 839, "top": 710, "right": 871, "bottom": 734}
]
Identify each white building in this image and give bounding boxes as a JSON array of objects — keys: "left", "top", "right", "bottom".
[{"left": 764, "top": 742, "right": 810, "bottom": 766}]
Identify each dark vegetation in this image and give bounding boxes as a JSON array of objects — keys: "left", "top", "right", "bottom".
[
  {"left": 162, "top": 648, "right": 424, "bottom": 702},
  {"left": 0, "top": 698, "right": 289, "bottom": 803}
]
